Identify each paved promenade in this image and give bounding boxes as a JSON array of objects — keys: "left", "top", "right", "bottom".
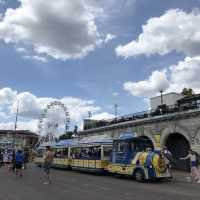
[{"left": 0, "top": 164, "right": 199, "bottom": 200}]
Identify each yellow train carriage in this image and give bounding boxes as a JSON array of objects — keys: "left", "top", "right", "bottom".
[
  {"left": 52, "top": 147, "right": 71, "bottom": 169},
  {"left": 34, "top": 151, "right": 71, "bottom": 169},
  {"left": 70, "top": 144, "right": 112, "bottom": 173},
  {"left": 34, "top": 141, "right": 72, "bottom": 168},
  {"left": 70, "top": 135, "right": 113, "bottom": 172}
]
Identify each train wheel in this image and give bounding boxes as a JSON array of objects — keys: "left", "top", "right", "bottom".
[{"left": 134, "top": 169, "right": 144, "bottom": 182}]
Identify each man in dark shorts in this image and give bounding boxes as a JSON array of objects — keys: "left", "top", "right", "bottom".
[
  {"left": 15, "top": 150, "right": 25, "bottom": 178},
  {"left": 43, "top": 146, "right": 54, "bottom": 184}
]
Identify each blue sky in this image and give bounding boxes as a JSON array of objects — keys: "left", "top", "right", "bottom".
[{"left": 0, "top": 0, "right": 200, "bottom": 134}]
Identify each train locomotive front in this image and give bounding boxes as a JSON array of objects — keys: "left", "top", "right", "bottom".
[{"left": 107, "top": 133, "right": 172, "bottom": 182}]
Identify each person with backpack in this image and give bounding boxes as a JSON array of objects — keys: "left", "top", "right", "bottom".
[
  {"left": 180, "top": 149, "right": 200, "bottom": 183},
  {"left": 162, "top": 146, "right": 175, "bottom": 169},
  {"left": 15, "top": 149, "right": 25, "bottom": 178}
]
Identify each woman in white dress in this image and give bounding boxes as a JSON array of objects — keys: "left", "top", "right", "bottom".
[
  {"left": 180, "top": 149, "right": 200, "bottom": 183},
  {"left": 3, "top": 149, "right": 9, "bottom": 164}
]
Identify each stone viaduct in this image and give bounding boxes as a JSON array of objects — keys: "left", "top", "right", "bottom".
[{"left": 80, "top": 108, "right": 200, "bottom": 170}]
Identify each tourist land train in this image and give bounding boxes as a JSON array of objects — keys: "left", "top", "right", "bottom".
[
  {"left": 34, "top": 133, "right": 172, "bottom": 182},
  {"left": 34, "top": 92, "right": 200, "bottom": 178}
]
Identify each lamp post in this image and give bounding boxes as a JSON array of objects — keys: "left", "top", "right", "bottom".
[
  {"left": 88, "top": 111, "right": 92, "bottom": 119},
  {"left": 114, "top": 104, "right": 118, "bottom": 122},
  {"left": 159, "top": 90, "right": 163, "bottom": 106},
  {"left": 13, "top": 100, "right": 19, "bottom": 149},
  {"left": 159, "top": 90, "right": 163, "bottom": 115}
]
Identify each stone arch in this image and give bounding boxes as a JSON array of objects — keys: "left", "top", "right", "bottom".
[
  {"left": 161, "top": 127, "right": 191, "bottom": 171},
  {"left": 160, "top": 126, "right": 190, "bottom": 148},
  {"left": 138, "top": 129, "right": 156, "bottom": 149}
]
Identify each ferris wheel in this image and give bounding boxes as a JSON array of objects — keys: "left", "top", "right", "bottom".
[{"left": 37, "top": 101, "right": 70, "bottom": 145}]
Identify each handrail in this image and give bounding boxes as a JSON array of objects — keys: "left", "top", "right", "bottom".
[{"left": 83, "top": 103, "right": 200, "bottom": 130}]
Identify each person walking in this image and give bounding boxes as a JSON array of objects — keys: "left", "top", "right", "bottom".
[
  {"left": 43, "top": 146, "right": 54, "bottom": 185},
  {"left": 3, "top": 148, "right": 9, "bottom": 166},
  {"left": 180, "top": 149, "right": 200, "bottom": 183},
  {"left": 11, "top": 150, "right": 16, "bottom": 172},
  {"left": 0, "top": 149, "right": 3, "bottom": 167},
  {"left": 162, "top": 146, "right": 174, "bottom": 169},
  {"left": 145, "top": 147, "right": 156, "bottom": 180},
  {"left": 23, "top": 149, "right": 29, "bottom": 169},
  {"left": 15, "top": 149, "right": 25, "bottom": 178}
]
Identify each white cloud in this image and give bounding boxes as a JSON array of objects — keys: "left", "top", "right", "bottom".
[
  {"left": 0, "top": 111, "right": 8, "bottom": 119},
  {"left": 0, "top": 120, "right": 38, "bottom": 132},
  {"left": 61, "top": 97, "right": 101, "bottom": 124},
  {"left": 112, "top": 92, "right": 119, "bottom": 97},
  {"left": 0, "top": 87, "right": 17, "bottom": 105},
  {"left": 23, "top": 55, "right": 47, "bottom": 62},
  {"left": 0, "top": 0, "right": 111, "bottom": 60},
  {"left": 119, "top": 8, "right": 200, "bottom": 98},
  {"left": 92, "top": 112, "right": 115, "bottom": 120},
  {"left": 16, "top": 47, "right": 27, "bottom": 53},
  {"left": 0, "top": 122, "right": 15, "bottom": 130},
  {"left": 124, "top": 56, "right": 200, "bottom": 97},
  {"left": 167, "top": 56, "right": 200, "bottom": 93},
  {"left": 116, "top": 9, "right": 200, "bottom": 58},
  {"left": 11, "top": 92, "right": 43, "bottom": 119},
  {"left": 104, "top": 34, "right": 116, "bottom": 43},
  {"left": 124, "top": 70, "right": 169, "bottom": 97},
  {"left": 0, "top": 87, "right": 113, "bottom": 134}
]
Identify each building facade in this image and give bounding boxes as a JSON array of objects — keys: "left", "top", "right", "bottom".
[
  {"left": 150, "top": 92, "right": 183, "bottom": 109},
  {"left": 0, "top": 130, "right": 38, "bottom": 150}
]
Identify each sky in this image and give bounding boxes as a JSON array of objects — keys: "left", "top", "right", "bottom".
[{"left": 0, "top": 0, "right": 200, "bottom": 135}]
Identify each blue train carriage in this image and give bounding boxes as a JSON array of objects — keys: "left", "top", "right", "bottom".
[
  {"left": 107, "top": 133, "right": 172, "bottom": 182},
  {"left": 52, "top": 139, "right": 78, "bottom": 169},
  {"left": 70, "top": 135, "right": 113, "bottom": 173}
]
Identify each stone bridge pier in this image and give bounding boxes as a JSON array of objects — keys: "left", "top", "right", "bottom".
[{"left": 81, "top": 109, "right": 200, "bottom": 171}]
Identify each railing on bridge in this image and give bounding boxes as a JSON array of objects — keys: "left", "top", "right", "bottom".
[{"left": 83, "top": 102, "right": 200, "bottom": 130}]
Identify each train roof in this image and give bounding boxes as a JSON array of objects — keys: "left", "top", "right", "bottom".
[
  {"left": 55, "top": 139, "right": 78, "bottom": 148},
  {"left": 38, "top": 141, "right": 57, "bottom": 149},
  {"left": 79, "top": 134, "right": 113, "bottom": 145},
  {"left": 114, "top": 132, "right": 137, "bottom": 141},
  {"left": 114, "top": 132, "right": 151, "bottom": 142}
]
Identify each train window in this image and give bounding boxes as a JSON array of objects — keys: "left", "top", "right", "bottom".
[
  {"left": 129, "top": 142, "right": 135, "bottom": 152},
  {"left": 62, "top": 149, "right": 68, "bottom": 157},
  {"left": 131, "top": 140, "right": 146, "bottom": 152},
  {"left": 117, "top": 141, "right": 127, "bottom": 153},
  {"left": 103, "top": 146, "right": 112, "bottom": 160},
  {"left": 54, "top": 150, "right": 62, "bottom": 158},
  {"left": 113, "top": 142, "right": 118, "bottom": 152}
]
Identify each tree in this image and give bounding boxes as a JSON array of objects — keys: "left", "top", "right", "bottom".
[
  {"left": 181, "top": 88, "right": 195, "bottom": 97},
  {"left": 59, "top": 131, "right": 73, "bottom": 140}
]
